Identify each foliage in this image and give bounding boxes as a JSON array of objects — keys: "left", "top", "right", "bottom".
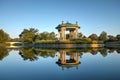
[
  {"left": 19, "top": 48, "right": 39, "bottom": 61},
  {"left": 116, "top": 34, "right": 120, "bottom": 41},
  {"left": 39, "top": 51, "right": 56, "bottom": 58},
  {"left": 39, "top": 32, "right": 49, "bottom": 40},
  {"left": 0, "top": 29, "right": 10, "bottom": 43},
  {"left": 19, "top": 48, "right": 56, "bottom": 61},
  {"left": 19, "top": 28, "right": 39, "bottom": 42},
  {"left": 99, "top": 31, "right": 107, "bottom": 41},
  {"left": 99, "top": 48, "right": 108, "bottom": 57},
  {"left": 78, "top": 33, "right": 83, "bottom": 39},
  {"left": 10, "top": 38, "right": 21, "bottom": 42},
  {"left": 49, "top": 32, "right": 56, "bottom": 40},
  {"left": 88, "top": 34, "right": 98, "bottom": 40},
  {"left": 39, "top": 32, "right": 55, "bottom": 40},
  {"left": 108, "top": 35, "right": 117, "bottom": 41},
  {"left": 84, "top": 38, "right": 92, "bottom": 42},
  {"left": 35, "top": 39, "right": 92, "bottom": 44},
  {"left": 0, "top": 47, "right": 9, "bottom": 60}
]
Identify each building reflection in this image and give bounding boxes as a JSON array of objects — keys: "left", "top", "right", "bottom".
[{"left": 56, "top": 50, "right": 80, "bottom": 70}]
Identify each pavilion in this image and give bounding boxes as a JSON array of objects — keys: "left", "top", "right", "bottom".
[{"left": 56, "top": 21, "right": 80, "bottom": 40}]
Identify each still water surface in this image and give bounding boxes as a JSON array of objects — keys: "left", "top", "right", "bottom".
[{"left": 0, "top": 47, "right": 120, "bottom": 80}]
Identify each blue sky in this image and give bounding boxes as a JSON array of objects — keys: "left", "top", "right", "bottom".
[{"left": 0, "top": 0, "right": 120, "bottom": 38}]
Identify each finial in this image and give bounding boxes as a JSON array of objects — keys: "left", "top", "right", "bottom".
[
  {"left": 62, "top": 21, "right": 64, "bottom": 25},
  {"left": 76, "top": 21, "right": 78, "bottom": 25}
]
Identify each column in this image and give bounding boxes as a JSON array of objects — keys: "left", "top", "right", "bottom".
[
  {"left": 75, "top": 53, "right": 79, "bottom": 64},
  {"left": 60, "top": 30, "right": 62, "bottom": 40},
  {"left": 64, "top": 29, "right": 66, "bottom": 40},
  {"left": 63, "top": 51, "right": 66, "bottom": 63},
  {"left": 61, "top": 28, "right": 66, "bottom": 40},
  {"left": 75, "top": 27, "right": 78, "bottom": 38},
  {"left": 61, "top": 51, "right": 66, "bottom": 64},
  {"left": 62, "top": 29, "right": 64, "bottom": 40},
  {"left": 58, "top": 52, "right": 60, "bottom": 61},
  {"left": 58, "top": 30, "right": 60, "bottom": 40}
]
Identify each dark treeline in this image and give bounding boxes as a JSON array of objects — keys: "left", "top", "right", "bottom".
[{"left": 0, "top": 28, "right": 120, "bottom": 43}]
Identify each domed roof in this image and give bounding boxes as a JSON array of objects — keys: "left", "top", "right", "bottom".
[{"left": 56, "top": 21, "right": 80, "bottom": 29}]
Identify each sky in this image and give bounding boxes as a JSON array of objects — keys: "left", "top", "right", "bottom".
[{"left": 0, "top": 0, "right": 120, "bottom": 38}]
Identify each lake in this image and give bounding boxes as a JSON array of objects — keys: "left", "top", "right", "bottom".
[{"left": 0, "top": 47, "right": 120, "bottom": 80}]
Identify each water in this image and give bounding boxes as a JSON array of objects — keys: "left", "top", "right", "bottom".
[{"left": 0, "top": 47, "right": 120, "bottom": 80}]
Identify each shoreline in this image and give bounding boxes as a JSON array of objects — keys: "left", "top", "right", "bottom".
[
  {"left": 34, "top": 43, "right": 105, "bottom": 48},
  {"left": 2, "top": 41, "right": 120, "bottom": 49}
]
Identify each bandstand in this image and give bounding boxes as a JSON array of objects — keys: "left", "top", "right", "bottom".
[{"left": 56, "top": 21, "right": 80, "bottom": 40}]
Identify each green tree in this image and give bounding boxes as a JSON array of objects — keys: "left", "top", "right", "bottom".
[
  {"left": 78, "top": 32, "right": 86, "bottom": 39},
  {"left": 0, "top": 29, "right": 10, "bottom": 43},
  {"left": 39, "top": 31, "right": 55, "bottom": 40},
  {"left": 88, "top": 34, "right": 98, "bottom": 40},
  {"left": 78, "top": 33, "right": 83, "bottom": 39},
  {"left": 39, "top": 32, "right": 49, "bottom": 40},
  {"left": 19, "top": 28, "right": 39, "bottom": 42},
  {"left": 116, "top": 34, "right": 120, "bottom": 41},
  {"left": 49, "top": 32, "right": 56, "bottom": 40},
  {"left": 108, "top": 35, "right": 117, "bottom": 41},
  {"left": 99, "top": 31, "right": 107, "bottom": 41}
]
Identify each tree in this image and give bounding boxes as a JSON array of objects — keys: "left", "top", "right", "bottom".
[
  {"left": 39, "top": 32, "right": 49, "bottom": 40},
  {"left": 108, "top": 35, "right": 117, "bottom": 41},
  {"left": 116, "top": 34, "right": 120, "bottom": 41},
  {"left": 39, "top": 31, "right": 56, "bottom": 40},
  {"left": 99, "top": 31, "right": 107, "bottom": 41},
  {"left": 49, "top": 32, "right": 56, "bottom": 40},
  {"left": 0, "top": 29, "right": 10, "bottom": 43},
  {"left": 78, "top": 33, "right": 83, "bottom": 39},
  {"left": 19, "top": 28, "right": 39, "bottom": 42},
  {"left": 10, "top": 38, "right": 20, "bottom": 42},
  {"left": 88, "top": 34, "right": 98, "bottom": 40}
]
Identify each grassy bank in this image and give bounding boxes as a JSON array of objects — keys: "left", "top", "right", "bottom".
[
  {"left": 35, "top": 40, "right": 104, "bottom": 44},
  {"left": 0, "top": 43, "right": 5, "bottom": 46}
]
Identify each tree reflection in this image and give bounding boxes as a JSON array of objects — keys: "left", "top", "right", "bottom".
[
  {"left": 108, "top": 48, "right": 120, "bottom": 54},
  {"left": 116, "top": 49, "right": 120, "bottom": 53},
  {"left": 34, "top": 49, "right": 56, "bottom": 58},
  {"left": 0, "top": 47, "right": 9, "bottom": 60},
  {"left": 91, "top": 48, "right": 98, "bottom": 55},
  {"left": 1, "top": 47, "right": 120, "bottom": 63},
  {"left": 38, "top": 51, "right": 56, "bottom": 58},
  {"left": 19, "top": 48, "right": 56, "bottom": 61},
  {"left": 19, "top": 48, "right": 39, "bottom": 61},
  {"left": 99, "top": 48, "right": 108, "bottom": 57}
]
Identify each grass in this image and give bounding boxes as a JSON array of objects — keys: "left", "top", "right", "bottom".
[
  {"left": 35, "top": 39, "right": 93, "bottom": 44},
  {"left": 0, "top": 43, "right": 5, "bottom": 46},
  {"left": 35, "top": 39, "right": 105, "bottom": 44}
]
